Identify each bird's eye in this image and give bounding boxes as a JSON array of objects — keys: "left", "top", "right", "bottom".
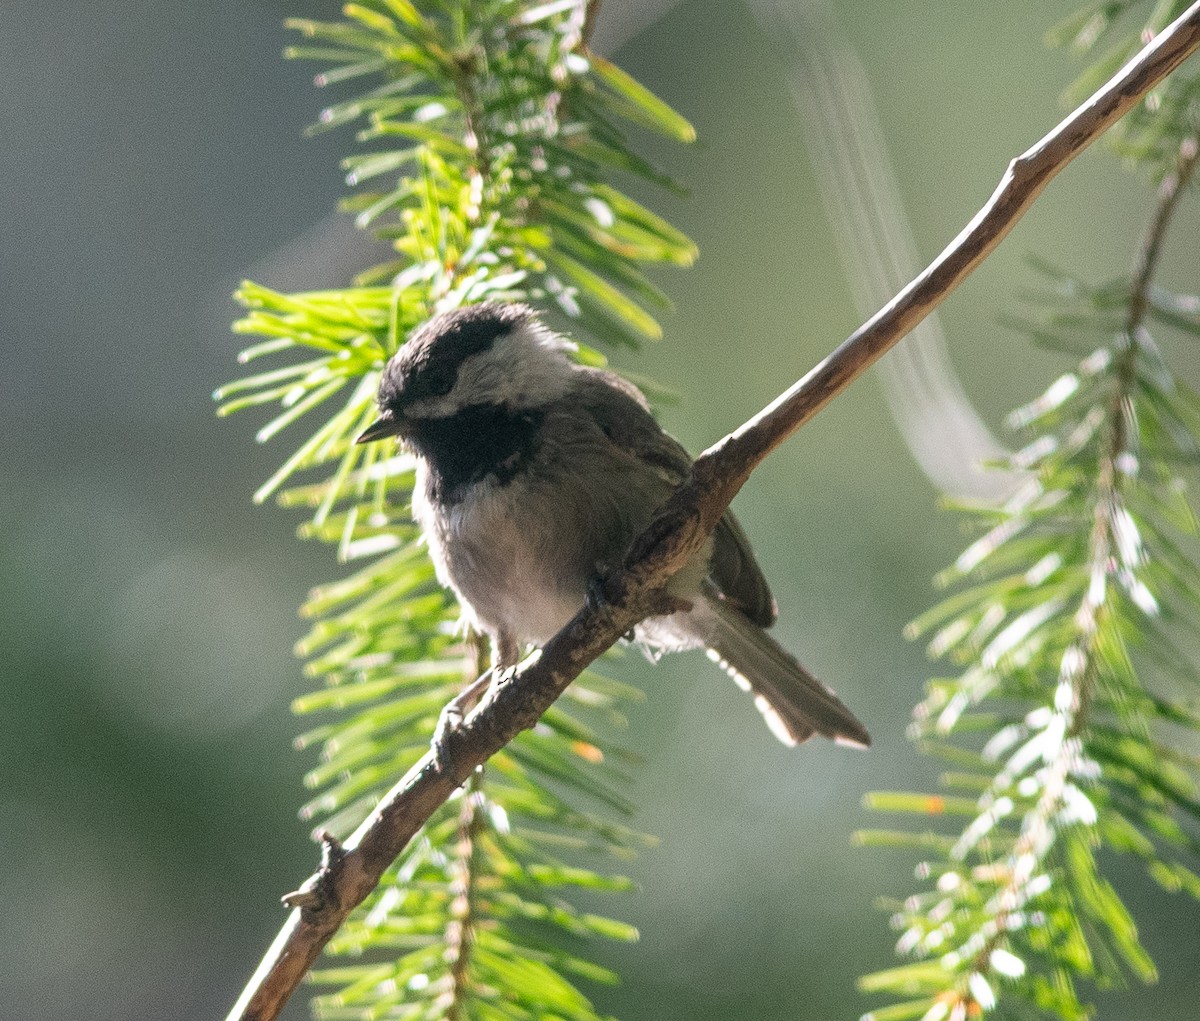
[{"left": 425, "top": 371, "right": 455, "bottom": 398}]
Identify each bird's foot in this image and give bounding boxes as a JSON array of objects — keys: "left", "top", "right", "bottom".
[
  {"left": 586, "top": 570, "right": 640, "bottom": 639},
  {"left": 585, "top": 568, "right": 612, "bottom": 614},
  {"left": 431, "top": 668, "right": 493, "bottom": 774}
]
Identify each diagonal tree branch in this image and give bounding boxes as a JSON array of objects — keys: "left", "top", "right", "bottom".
[{"left": 226, "top": 6, "right": 1200, "bottom": 1020}]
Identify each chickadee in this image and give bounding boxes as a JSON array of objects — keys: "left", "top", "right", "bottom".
[{"left": 358, "top": 302, "right": 870, "bottom": 748}]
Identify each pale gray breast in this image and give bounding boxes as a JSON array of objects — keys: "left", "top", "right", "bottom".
[{"left": 416, "top": 398, "right": 678, "bottom": 644}]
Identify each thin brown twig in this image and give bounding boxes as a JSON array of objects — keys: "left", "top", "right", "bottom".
[
  {"left": 582, "top": 0, "right": 603, "bottom": 47},
  {"left": 225, "top": 6, "right": 1200, "bottom": 1020},
  {"left": 439, "top": 630, "right": 493, "bottom": 1020},
  {"left": 440, "top": 776, "right": 485, "bottom": 1020},
  {"left": 1127, "top": 134, "right": 1200, "bottom": 332}
]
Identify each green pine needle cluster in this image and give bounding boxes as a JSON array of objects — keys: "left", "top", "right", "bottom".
[
  {"left": 861, "top": 4, "right": 1200, "bottom": 1018},
  {"left": 216, "top": 2, "right": 694, "bottom": 1018},
  {"left": 860, "top": 296, "right": 1200, "bottom": 1020}
]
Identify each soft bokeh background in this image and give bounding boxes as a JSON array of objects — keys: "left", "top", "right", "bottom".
[{"left": 2, "top": 1, "right": 1197, "bottom": 1018}]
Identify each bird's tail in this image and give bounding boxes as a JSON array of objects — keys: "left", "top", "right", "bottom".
[{"left": 688, "top": 590, "right": 871, "bottom": 748}]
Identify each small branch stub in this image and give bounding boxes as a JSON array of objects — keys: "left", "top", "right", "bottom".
[{"left": 280, "top": 830, "right": 346, "bottom": 912}]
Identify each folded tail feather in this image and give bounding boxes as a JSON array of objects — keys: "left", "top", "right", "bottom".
[{"left": 694, "top": 591, "right": 871, "bottom": 748}]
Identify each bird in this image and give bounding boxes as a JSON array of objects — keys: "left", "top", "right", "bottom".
[{"left": 357, "top": 301, "right": 870, "bottom": 748}]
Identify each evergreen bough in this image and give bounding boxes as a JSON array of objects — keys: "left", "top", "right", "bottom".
[
  {"left": 218, "top": 2, "right": 692, "bottom": 1017},
  {"left": 859, "top": 3, "right": 1200, "bottom": 1018}
]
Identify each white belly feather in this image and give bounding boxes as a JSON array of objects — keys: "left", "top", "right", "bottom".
[{"left": 415, "top": 465, "right": 603, "bottom": 644}]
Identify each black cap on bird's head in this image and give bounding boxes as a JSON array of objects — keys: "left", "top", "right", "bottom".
[{"left": 357, "top": 302, "right": 535, "bottom": 444}]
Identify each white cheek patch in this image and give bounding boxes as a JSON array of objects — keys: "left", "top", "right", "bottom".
[
  {"left": 457, "top": 346, "right": 514, "bottom": 405},
  {"left": 451, "top": 323, "right": 574, "bottom": 409}
]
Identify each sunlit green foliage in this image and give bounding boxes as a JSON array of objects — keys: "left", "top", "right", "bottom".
[
  {"left": 861, "top": 4, "right": 1200, "bottom": 1018},
  {"left": 217, "top": 2, "right": 693, "bottom": 1017}
]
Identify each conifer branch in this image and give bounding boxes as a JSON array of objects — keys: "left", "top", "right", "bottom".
[
  {"left": 226, "top": 4, "right": 661, "bottom": 1018},
  {"left": 859, "top": 30, "right": 1200, "bottom": 1021},
  {"left": 441, "top": 774, "right": 485, "bottom": 1020},
  {"left": 225, "top": 6, "right": 1200, "bottom": 1019},
  {"left": 959, "top": 135, "right": 1198, "bottom": 1002},
  {"left": 1128, "top": 135, "right": 1200, "bottom": 331}
]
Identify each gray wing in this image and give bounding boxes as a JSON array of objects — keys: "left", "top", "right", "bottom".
[
  {"left": 711, "top": 513, "right": 777, "bottom": 628},
  {"left": 572, "top": 367, "right": 777, "bottom": 627}
]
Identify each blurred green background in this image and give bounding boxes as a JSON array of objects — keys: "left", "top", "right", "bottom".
[{"left": 2, "top": 1, "right": 1197, "bottom": 1018}]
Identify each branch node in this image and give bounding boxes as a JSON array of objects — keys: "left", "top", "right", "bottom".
[
  {"left": 620, "top": 501, "right": 703, "bottom": 585},
  {"left": 280, "top": 830, "right": 348, "bottom": 915},
  {"left": 319, "top": 828, "right": 347, "bottom": 865},
  {"left": 280, "top": 887, "right": 320, "bottom": 911},
  {"left": 431, "top": 669, "right": 495, "bottom": 775}
]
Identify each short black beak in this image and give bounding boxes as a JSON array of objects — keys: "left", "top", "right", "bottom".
[{"left": 356, "top": 412, "right": 406, "bottom": 444}]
